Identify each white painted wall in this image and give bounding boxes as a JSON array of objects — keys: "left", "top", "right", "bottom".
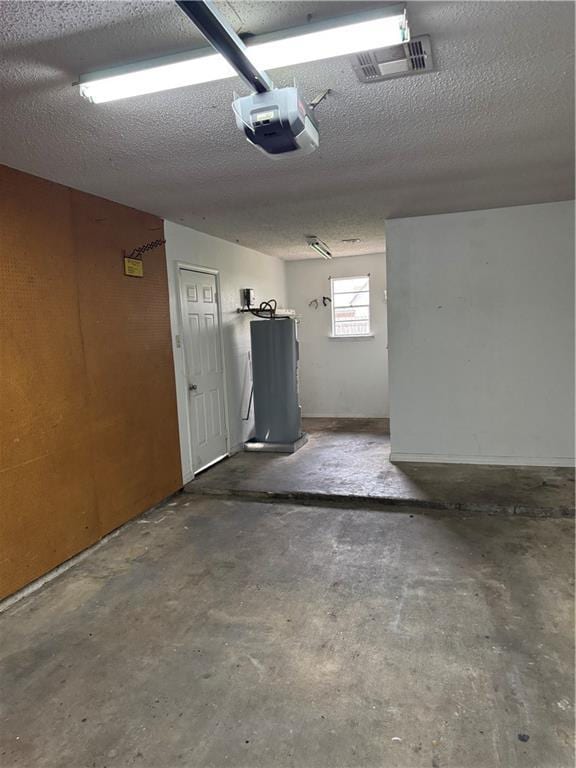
[
  {"left": 286, "top": 253, "right": 388, "bottom": 418},
  {"left": 386, "top": 201, "right": 575, "bottom": 466},
  {"left": 164, "top": 221, "right": 286, "bottom": 482}
]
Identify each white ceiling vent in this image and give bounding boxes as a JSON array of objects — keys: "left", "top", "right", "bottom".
[{"left": 351, "top": 35, "right": 434, "bottom": 83}]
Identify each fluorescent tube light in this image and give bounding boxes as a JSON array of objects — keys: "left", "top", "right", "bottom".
[
  {"left": 79, "top": 6, "right": 409, "bottom": 103},
  {"left": 307, "top": 237, "right": 332, "bottom": 260},
  {"left": 80, "top": 53, "right": 236, "bottom": 104},
  {"left": 249, "top": 13, "right": 409, "bottom": 72}
]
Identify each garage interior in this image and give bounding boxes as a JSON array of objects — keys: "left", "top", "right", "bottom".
[{"left": 0, "top": 2, "right": 574, "bottom": 768}]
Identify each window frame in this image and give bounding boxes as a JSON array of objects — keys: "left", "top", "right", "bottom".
[{"left": 330, "top": 275, "right": 373, "bottom": 339}]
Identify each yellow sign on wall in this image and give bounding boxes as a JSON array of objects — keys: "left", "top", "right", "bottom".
[{"left": 124, "top": 257, "right": 144, "bottom": 278}]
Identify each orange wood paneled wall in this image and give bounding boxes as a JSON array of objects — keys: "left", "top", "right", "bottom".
[{"left": 0, "top": 165, "right": 182, "bottom": 599}]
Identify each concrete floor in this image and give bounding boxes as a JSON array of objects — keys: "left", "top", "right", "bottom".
[
  {"left": 188, "top": 419, "right": 575, "bottom": 516},
  {"left": 1, "top": 493, "right": 574, "bottom": 768}
]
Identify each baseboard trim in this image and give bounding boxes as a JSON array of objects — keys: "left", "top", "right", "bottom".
[{"left": 390, "top": 452, "right": 575, "bottom": 468}]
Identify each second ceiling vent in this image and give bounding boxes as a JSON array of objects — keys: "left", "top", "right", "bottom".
[{"left": 351, "top": 35, "right": 434, "bottom": 83}]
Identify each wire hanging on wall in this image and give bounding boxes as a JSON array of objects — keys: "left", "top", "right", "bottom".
[{"left": 308, "top": 296, "right": 331, "bottom": 310}]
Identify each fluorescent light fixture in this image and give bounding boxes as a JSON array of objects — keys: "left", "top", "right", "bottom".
[
  {"left": 80, "top": 52, "right": 237, "bottom": 103},
  {"left": 307, "top": 236, "right": 332, "bottom": 260},
  {"left": 79, "top": 6, "right": 409, "bottom": 103}
]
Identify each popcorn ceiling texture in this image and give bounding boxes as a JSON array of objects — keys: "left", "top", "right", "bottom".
[{"left": 0, "top": 1, "right": 574, "bottom": 260}]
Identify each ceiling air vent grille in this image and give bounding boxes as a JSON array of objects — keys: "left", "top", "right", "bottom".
[
  {"left": 407, "top": 39, "right": 427, "bottom": 70},
  {"left": 351, "top": 35, "right": 434, "bottom": 83},
  {"left": 356, "top": 52, "right": 380, "bottom": 80}
]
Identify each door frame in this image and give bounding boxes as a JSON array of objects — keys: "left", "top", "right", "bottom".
[{"left": 175, "top": 262, "right": 231, "bottom": 480}]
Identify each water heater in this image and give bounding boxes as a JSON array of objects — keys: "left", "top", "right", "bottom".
[{"left": 245, "top": 318, "right": 307, "bottom": 452}]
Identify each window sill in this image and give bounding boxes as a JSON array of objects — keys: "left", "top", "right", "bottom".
[{"left": 328, "top": 334, "right": 375, "bottom": 341}]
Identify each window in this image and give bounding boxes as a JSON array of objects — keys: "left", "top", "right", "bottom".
[{"left": 331, "top": 275, "right": 371, "bottom": 337}]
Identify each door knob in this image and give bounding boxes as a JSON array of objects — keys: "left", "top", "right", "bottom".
[{"left": 189, "top": 384, "right": 198, "bottom": 391}]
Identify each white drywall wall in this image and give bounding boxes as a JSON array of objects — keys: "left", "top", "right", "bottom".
[
  {"left": 386, "top": 201, "right": 575, "bottom": 466},
  {"left": 286, "top": 253, "right": 388, "bottom": 418},
  {"left": 164, "top": 221, "right": 286, "bottom": 482}
]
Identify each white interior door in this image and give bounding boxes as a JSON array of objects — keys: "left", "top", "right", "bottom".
[{"left": 179, "top": 268, "right": 228, "bottom": 473}]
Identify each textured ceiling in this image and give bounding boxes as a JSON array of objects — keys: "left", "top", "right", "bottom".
[{"left": 1, "top": 1, "right": 574, "bottom": 260}]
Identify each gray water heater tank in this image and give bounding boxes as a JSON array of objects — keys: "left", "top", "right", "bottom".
[{"left": 250, "top": 318, "right": 302, "bottom": 445}]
